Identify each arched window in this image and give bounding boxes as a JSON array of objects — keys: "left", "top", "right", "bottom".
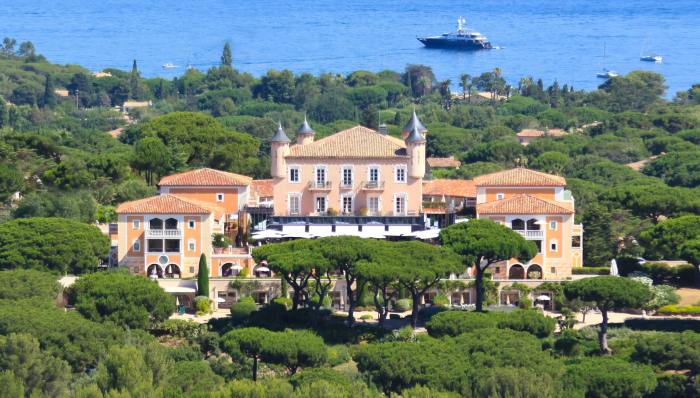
[
  {"left": 527, "top": 264, "right": 543, "bottom": 279},
  {"left": 221, "top": 263, "right": 242, "bottom": 277},
  {"left": 526, "top": 219, "right": 540, "bottom": 230},
  {"left": 149, "top": 218, "right": 163, "bottom": 230},
  {"left": 508, "top": 264, "right": 525, "bottom": 279},
  {"left": 164, "top": 264, "right": 181, "bottom": 279},
  {"left": 511, "top": 219, "right": 525, "bottom": 230},
  {"left": 147, "top": 264, "right": 163, "bottom": 278},
  {"left": 165, "top": 218, "right": 178, "bottom": 229}
]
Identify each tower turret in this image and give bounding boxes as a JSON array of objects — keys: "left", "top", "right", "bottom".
[
  {"left": 401, "top": 108, "right": 428, "bottom": 140},
  {"left": 296, "top": 115, "right": 315, "bottom": 145},
  {"left": 406, "top": 123, "right": 427, "bottom": 179},
  {"left": 270, "top": 121, "right": 290, "bottom": 178}
]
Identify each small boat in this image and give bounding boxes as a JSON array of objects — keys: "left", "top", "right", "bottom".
[
  {"left": 596, "top": 69, "right": 619, "bottom": 79},
  {"left": 640, "top": 54, "right": 663, "bottom": 63},
  {"left": 162, "top": 63, "right": 178, "bottom": 69},
  {"left": 418, "top": 17, "right": 493, "bottom": 50}
]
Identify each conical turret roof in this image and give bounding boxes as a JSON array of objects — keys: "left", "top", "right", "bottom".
[
  {"left": 297, "top": 115, "right": 315, "bottom": 135},
  {"left": 271, "top": 121, "right": 290, "bottom": 143},
  {"left": 406, "top": 124, "right": 426, "bottom": 143},
  {"left": 402, "top": 109, "right": 428, "bottom": 135}
]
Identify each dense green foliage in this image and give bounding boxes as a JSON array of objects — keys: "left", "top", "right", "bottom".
[
  {"left": 197, "top": 253, "right": 209, "bottom": 297},
  {"left": 69, "top": 270, "right": 175, "bottom": 329},
  {"left": 0, "top": 269, "right": 60, "bottom": 300},
  {"left": 0, "top": 217, "right": 109, "bottom": 273},
  {"left": 425, "top": 310, "right": 556, "bottom": 338}
]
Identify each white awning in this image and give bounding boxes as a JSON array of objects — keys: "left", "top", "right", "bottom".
[
  {"left": 163, "top": 286, "right": 196, "bottom": 294},
  {"left": 255, "top": 266, "right": 270, "bottom": 273},
  {"left": 252, "top": 230, "right": 284, "bottom": 239},
  {"left": 282, "top": 231, "right": 315, "bottom": 239},
  {"left": 536, "top": 295, "right": 551, "bottom": 301},
  {"left": 406, "top": 229, "right": 440, "bottom": 240},
  {"left": 215, "top": 297, "right": 226, "bottom": 303},
  {"left": 230, "top": 264, "right": 243, "bottom": 270}
]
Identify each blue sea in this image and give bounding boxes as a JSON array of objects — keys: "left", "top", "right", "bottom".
[{"left": 1, "top": 0, "right": 698, "bottom": 96}]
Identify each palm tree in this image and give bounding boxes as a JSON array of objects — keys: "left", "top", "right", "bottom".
[{"left": 459, "top": 73, "right": 472, "bottom": 100}]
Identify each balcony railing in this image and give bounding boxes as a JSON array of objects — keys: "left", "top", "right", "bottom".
[
  {"left": 307, "top": 181, "right": 332, "bottom": 190},
  {"left": 145, "top": 229, "right": 182, "bottom": 238},
  {"left": 513, "top": 229, "right": 544, "bottom": 239},
  {"left": 339, "top": 181, "right": 353, "bottom": 189},
  {"left": 268, "top": 214, "right": 424, "bottom": 226},
  {"left": 361, "top": 180, "right": 385, "bottom": 190}
]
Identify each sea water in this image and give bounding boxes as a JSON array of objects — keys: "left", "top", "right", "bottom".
[{"left": 1, "top": 0, "right": 697, "bottom": 95}]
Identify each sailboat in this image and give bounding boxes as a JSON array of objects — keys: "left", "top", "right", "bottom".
[{"left": 596, "top": 44, "right": 619, "bottom": 79}]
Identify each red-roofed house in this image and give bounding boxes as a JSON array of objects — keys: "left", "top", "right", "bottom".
[
  {"left": 474, "top": 168, "right": 583, "bottom": 281},
  {"left": 516, "top": 128, "right": 568, "bottom": 146},
  {"left": 422, "top": 179, "right": 476, "bottom": 211}
]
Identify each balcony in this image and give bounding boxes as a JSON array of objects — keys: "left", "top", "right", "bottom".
[
  {"left": 145, "top": 229, "right": 182, "bottom": 238},
  {"left": 361, "top": 181, "right": 385, "bottom": 190},
  {"left": 513, "top": 229, "right": 544, "bottom": 239},
  {"left": 339, "top": 181, "right": 354, "bottom": 189},
  {"left": 307, "top": 181, "right": 332, "bottom": 190}
]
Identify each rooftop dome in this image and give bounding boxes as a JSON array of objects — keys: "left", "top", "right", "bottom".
[{"left": 406, "top": 124, "right": 426, "bottom": 143}]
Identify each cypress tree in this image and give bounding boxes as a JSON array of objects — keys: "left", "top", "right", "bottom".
[
  {"left": 41, "top": 74, "right": 56, "bottom": 108},
  {"left": 130, "top": 59, "right": 140, "bottom": 99},
  {"left": 197, "top": 253, "right": 209, "bottom": 297},
  {"left": 221, "top": 42, "right": 232, "bottom": 67}
]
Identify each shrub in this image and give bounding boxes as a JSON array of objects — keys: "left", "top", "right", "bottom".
[
  {"left": 389, "top": 314, "right": 401, "bottom": 320},
  {"left": 394, "top": 298, "right": 412, "bottom": 312},
  {"left": 272, "top": 297, "right": 292, "bottom": 310},
  {"left": 572, "top": 266, "right": 610, "bottom": 275},
  {"left": 618, "top": 257, "right": 695, "bottom": 287},
  {"left": 326, "top": 345, "right": 351, "bottom": 367},
  {"left": 157, "top": 319, "right": 207, "bottom": 338},
  {"left": 69, "top": 270, "right": 175, "bottom": 329},
  {"left": 649, "top": 374, "right": 688, "bottom": 398},
  {"left": 433, "top": 294, "right": 449, "bottom": 307},
  {"left": 426, "top": 310, "right": 555, "bottom": 338},
  {"left": 624, "top": 318, "right": 700, "bottom": 333},
  {"left": 417, "top": 305, "right": 448, "bottom": 323},
  {"left": 564, "top": 357, "right": 657, "bottom": 398},
  {"left": 518, "top": 297, "right": 533, "bottom": 310},
  {"left": 290, "top": 367, "right": 352, "bottom": 389},
  {"left": 0, "top": 269, "right": 60, "bottom": 301},
  {"left": 359, "top": 314, "right": 373, "bottom": 320},
  {"left": 230, "top": 297, "right": 257, "bottom": 322},
  {"left": 194, "top": 296, "right": 212, "bottom": 315},
  {"left": 426, "top": 311, "right": 498, "bottom": 337},
  {"left": 497, "top": 310, "right": 556, "bottom": 338},
  {"left": 656, "top": 305, "right": 700, "bottom": 315}
]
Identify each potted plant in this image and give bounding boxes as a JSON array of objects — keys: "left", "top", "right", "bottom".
[
  {"left": 326, "top": 207, "right": 338, "bottom": 216},
  {"left": 212, "top": 233, "right": 231, "bottom": 254},
  {"left": 358, "top": 207, "right": 368, "bottom": 216}
]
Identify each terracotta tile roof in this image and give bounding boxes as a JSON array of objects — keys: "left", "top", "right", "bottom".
[
  {"left": 251, "top": 179, "right": 273, "bottom": 198},
  {"left": 116, "top": 194, "right": 212, "bottom": 214},
  {"left": 287, "top": 125, "right": 407, "bottom": 158},
  {"left": 474, "top": 168, "right": 566, "bottom": 187},
  {"left": 159, "top": 168, "right": 252, "bottom": 187},
  {"left": 517, "top": 128, "right": 567, "bottom": 138},
  {"left": 427, "top": 156, "right": 461, "bottom": 168},
  {"left": 477, "top": 194, "right": 573, "bottom": 215},
  {"left": 423, "top": 179, "right": 476, "bottom": 198}
]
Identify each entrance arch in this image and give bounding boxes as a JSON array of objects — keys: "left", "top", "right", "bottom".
[
  {"left": 147, "top": 264, "right": 163, "bottom": 279},
  {"left": 526, "top": 264, "right": 543, "bottom": 279},
  {"left": 221, "top": 263, "right": 242, "bottom": 277},
  {"left": 164, "top": 264, "right": 181, "bottom": 279},
  {"left": 508, "top": 264, "right": 525, "bottom": 279}
]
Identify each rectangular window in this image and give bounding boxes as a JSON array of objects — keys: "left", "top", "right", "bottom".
[
  {"left": 368, "top": 197, "right": 380, "bottom": 215},
  {"left": 496, "top": 193, "right": 504, "bottom": 200},
  {"left": 549, "top": 221, "right": 557, "bottom": 231},
  {"left": 572, "top": 235, "right": 581, "bottom": 248},
  {"left": 189, "top": 267, "right": 195, "bottom": 273},
  {"left": 289, "top": 166, "right": 300, "bottom": 183},
  {"left": 188, "top": 220, "right": 195, "bottom": 229},
  {"left": 341, "top": 167, "right": 353, "bottom": 187},
  {"left": 495, "top": 267, "right": 500, "bottom": 273},
  {"left": 315, "top": 196, "right": 327, "bottom": 214},
  {"left": 216, "top": 193, "right": 224, "bottom": 202},
  {"left": 394, "top": 194, "right": 406, "bottom": 215},
  {"left": 132, "top": 219, "right": 140, "bottom": 229},
  {"left": 395, "top": 165, "right": 406, "bottom": 183},
  {"left": 550, "top": 240, "right": 558, "bottom": 252},
  {"left": 147, "top": 239, "right": 163, "bottom": 253},
  {"left": 165, "top": 239, "right": 180, "bottom": 252},
  {"left": 551, "top": 267, "right": 556, "bottom": 274},
  {"left": 133, "top": 239, "right": 141, "bottom": 252},
  {"left": 288, "top": 194, "right": 300, "bottom": 215},
  {"left": 188, "top": 240, "right": 196, "bottom": 251},
  {"left": 315, "top": 166, "right": 327, "bottom": 185},
  {"left": 342, "top": 196, "right": 353, "bottom": 214},
  {"left": 369, "top": 166, "right": 379, "bottom": 182}
]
